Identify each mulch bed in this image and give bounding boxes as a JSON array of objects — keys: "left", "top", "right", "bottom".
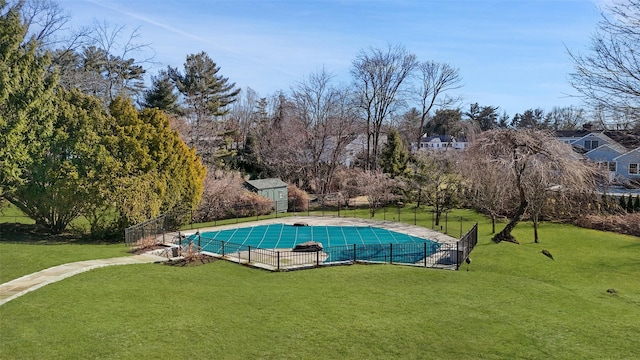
[
  {"left": 164, "top": 254, "right": 217, "bottom": 267},
  {"left": 127, "top": 245, "right": 167, "bottom": 255}
]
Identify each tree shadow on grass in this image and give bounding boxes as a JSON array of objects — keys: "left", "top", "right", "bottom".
[{"left": 0, "top": 223, "right": 117, "bottom": 244}]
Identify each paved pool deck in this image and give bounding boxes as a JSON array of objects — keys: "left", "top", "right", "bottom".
[{"left": 176, "top": 216, "right": 460, "bottom": 244}]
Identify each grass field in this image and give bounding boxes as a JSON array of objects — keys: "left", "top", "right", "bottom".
[{"left": 1, "top": 210, "right": 639, "bottom": 359}]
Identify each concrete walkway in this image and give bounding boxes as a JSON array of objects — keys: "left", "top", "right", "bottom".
[{"left": 0, "top": 253, "right": 167, "bottom": 306}]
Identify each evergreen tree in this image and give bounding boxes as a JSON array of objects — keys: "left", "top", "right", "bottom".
[
  {"left": 0, "top": 1, "right": 57, "bottom": 196},
  {"left": 627, "top": 194, "right": 635, "bottom": 213},
  {"left": 53, "top": 45, "right": 146, "bottom": 104},
  {"left": 619, "top": 195, "right": 628, "bottom": 212},
  {"left": 6, "top": 89, "right": 114, "bottom": 232},
  {"left": 635, "top": 195, "right": 640, "bottom": 212},
  {"left": 141, "top": 69, "right": 180, "bottom": 114},
  {"left": 168, "top": 51, "right": 240, "bottom": 149},
  {"left": 380, "top": 128, "right": 409, "bottom": 178},
  {"left": 465, "top": 103, "right": 499, "bottom": 131},
  {"left": 107, "top": 97, "right": 206, "bottom": 226}
]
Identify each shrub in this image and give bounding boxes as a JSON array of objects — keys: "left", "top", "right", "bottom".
[
  {"left": 288, "top": 184, "right": 309, "bottom": 212},
  {"left": 133, "top": 236, "right": 161, "bottom": 251},
  {"left": 574, "top": 213, "right": 640, "bottom": 237}
]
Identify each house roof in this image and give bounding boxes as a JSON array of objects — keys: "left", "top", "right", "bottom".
[
  {"left": 588, "top": 142, "right": 629, "bottom": 155},
  {"left": 555, "top": 129, "right": 590, "bottom": 138},
  {"left": 421, "top": 135, "right": 453, "bottom": 143},
  {"left": 603, "top": 130, "right": 640, "bottom": 150},
  {"left": 613, "top": 147, "right": 640, "bottom": 161},
  {"left": 245, "top": 178, "right": 287, "bottom": 190},
  {"left": 575, "top": 132, "right": 617, "bottom": 144}
]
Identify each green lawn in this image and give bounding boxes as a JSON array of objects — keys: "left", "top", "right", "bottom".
[
  {"left": 0, "top": 243, "right": 131, "bottom": 283},
  {"left": 1, "top": 212, "right": 639, "bottom": 359},
  {"left": 0, "top": 201, "right": 35, "bottom": 225}
]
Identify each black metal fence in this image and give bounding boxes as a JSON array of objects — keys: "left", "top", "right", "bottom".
[
  {"left": 178, "top": 226, "right": 476, "bottom": 271},
  {"left": 124, "top": 198, "right": 479, "bottom": 270},
  {"left": 125, "top": 213, "right": 171, "bottom": 246}
]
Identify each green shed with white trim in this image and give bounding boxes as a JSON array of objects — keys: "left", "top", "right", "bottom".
[{"left": 245, "top": 178, "right": 288, "bottom": 213}]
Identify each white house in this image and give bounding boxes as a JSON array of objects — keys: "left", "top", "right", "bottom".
[{"left": 415, "top": 135, "right": 468, "bottom": 151}]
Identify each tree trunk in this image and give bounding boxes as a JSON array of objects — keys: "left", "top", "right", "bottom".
[
  {"left": 491, "top": 214, "right": 496, "bottom": 234},
  {"left": 533, "top": 216, "right": 539, "bottom": 243},
  {"left": 493, "top": 198, "right": 527, "bottom": 244}
]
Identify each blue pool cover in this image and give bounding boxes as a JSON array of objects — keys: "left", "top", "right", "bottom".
[{"left": 186, "top": 224, "right": 441, "bottom": 264}]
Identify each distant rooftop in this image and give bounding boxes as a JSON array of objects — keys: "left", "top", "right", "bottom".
[{"left": 245, "top": 178, "right": 287, "bottom": 190}]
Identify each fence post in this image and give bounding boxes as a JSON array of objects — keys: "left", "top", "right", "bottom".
[
  {"left": 456, "top": 241, "right": 460, "bottom": 270},
  {"left": 460, "top": 217, "right": 463, "bottom": 238},
  {"left": 316, "top": 249, "right": 319, "bottom": 266},
  {"left": 222, "top": 242, "right": 225, "bottom": 257},
  {"left": 424, "top": 242, "right": 427, "bottom": 267},
  {"left": 248, "top": 246, "right": 251, "bottom": 263},
  {"left": 277, "top": 251, "right": 281, "bottom": 270},
  {"left": 353, "top": 244, "right": 357, "bottom": 263},
  {"left": 389, "top": 243, "right": 393, "bottom": 264},
  {"left": 197, "top": 231, "right": 201, "bottom": 250},
  {"left": 445, "top": 212, "right": 448, "bottom": 234}
]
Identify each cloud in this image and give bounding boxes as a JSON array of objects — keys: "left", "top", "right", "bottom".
[{"left": 85, "top": 0, "right": 210, "bottom": 44}]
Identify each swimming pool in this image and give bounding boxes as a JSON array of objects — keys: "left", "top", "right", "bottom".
[{"left": 184, "top": 224, "right": 442, "bottom": 264}]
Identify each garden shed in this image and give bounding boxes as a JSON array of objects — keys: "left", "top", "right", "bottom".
[{"left": 245, "top": 178, "right": 288, "bottom": 213}]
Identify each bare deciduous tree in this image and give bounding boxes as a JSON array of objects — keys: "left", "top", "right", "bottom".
[
  {"left": 351, "top": 44, "right": 417, "bottom": 170},
  {"left": 544, "top": 106, "right": 588, "bottom": 130},
  {"left": 195, "top": 169, "right": 247, "bottom": 220},
  {"left": 291, "top": 68, "right": 358, "bottom": 195},
  {"left": 414, "top": 61, "right": 462, "bottom": 144},
  {"left": 568, "top": 0, "right": 640, "bottom": 127},
  {"left": 17, "top": 0, "right": 69, "bottom": 47},
  {"left": 410, "top": 151, "right": 462, "bottom": 226},
  {"left": 356, "top": 170, "right": 399, "bottom": 217},
  {"left": 466, "top": 129, "right": 597, "bottom": 243}
]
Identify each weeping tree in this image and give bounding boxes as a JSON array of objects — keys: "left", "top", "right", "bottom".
[
  {"left": 466, "top": 129, "right": 597, "bottom": 243},
  {"left": 463, "top": 154, "right": 515, "bottom": 234}
]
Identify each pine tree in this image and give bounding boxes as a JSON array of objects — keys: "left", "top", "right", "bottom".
[
  {"left": 635, "top": 195, "right": 640, "bottom": 212},
  {"left": 627, "top": 194, "right": 635, "bottom": 213},
  {"left": 168, "top": 51, "right": 240, "bottom": 149},
  {"left": 141, "top": 70, "right": 181, "bottom": 114}
]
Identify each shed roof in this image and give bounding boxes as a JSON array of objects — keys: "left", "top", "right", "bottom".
[{"left": 245, "top": 178, "right": 287, "bottom": 190}]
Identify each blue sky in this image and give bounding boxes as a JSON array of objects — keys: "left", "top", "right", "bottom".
[{"left": 60, "top": 0, "right": 606, "bottom": 116}]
